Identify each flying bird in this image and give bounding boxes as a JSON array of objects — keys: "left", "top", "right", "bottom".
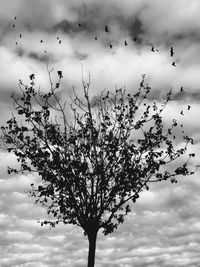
[
  {"left": 95, "top": 36, "right": 97, "bottom": 40},
  {"left": 172, "top": 62, "right": 176, "bottom": 66},
  {"left": 78, "top": 23, "right": 82, "bottom": 27},
  {"left": 40, "top": 40, "right": 43, "bottom": 43},
  {"left": 14, "top": 16, "right": 17, "bottom": 20},
  {"left": 180, "top": 86, "right": 183, "bottom": 92},
  {"left": 125, "top": 40, "right": 128, "bottom": 46},
  {"left": 180, "top": 110, "right": 184, "bottom": 115},
  {"left": 188, "top": 105, "right": 191, "bottom": 110},
  {"left": 133, "top": 37, "right": 137, "bottom": 42},
  {"left": 151, "top": 46, "right": 155, "bottom": 52},
  {"left": 59, "top": 40, "right": 61, "bottom": 44},
  {"left": 105, "top": 25, "right": 109, "bottom": 33},
  {"left": 19, "top": 33, "right": 22, "bottom": 38},
  {"left": 170, "top": 46, "right": 174, "bottom": 57},
  {"left": 109, "top": 44, "right": 113, "bottom": 49}
]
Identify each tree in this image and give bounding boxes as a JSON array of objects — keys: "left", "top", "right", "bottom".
[{"left": 0, "top": 70, "right": 197, "bottom": 267}]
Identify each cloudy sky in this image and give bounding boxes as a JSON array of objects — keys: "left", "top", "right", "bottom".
[{"left": 1, "top": 0, "right": 200, "bottom": 266}]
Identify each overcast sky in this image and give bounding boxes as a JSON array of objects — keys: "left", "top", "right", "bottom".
[{"left": 1, "top": 0, "right": 200, "bottom": 266}]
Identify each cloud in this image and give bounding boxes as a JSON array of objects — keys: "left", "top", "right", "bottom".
[{"left": 1, "top": 0, "right": 200, "bottom": 266}]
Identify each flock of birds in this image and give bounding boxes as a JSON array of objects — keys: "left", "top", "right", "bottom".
[
  {"left": 11, "top": 16, "right": 191, "bottom": 115},
  {"left": 12, "top": 17, "right": 177, "bottom": 67}
]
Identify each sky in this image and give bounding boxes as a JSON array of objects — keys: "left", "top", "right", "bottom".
[{"left": 0, "top": 0, "right": 200, "bottom": 266}]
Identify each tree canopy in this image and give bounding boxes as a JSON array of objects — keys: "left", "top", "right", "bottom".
[{"left": 0, "top": 70, "right": 197, "bottom": 266}]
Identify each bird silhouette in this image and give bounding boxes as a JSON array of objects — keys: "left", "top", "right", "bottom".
[
  {"left": 57, "top": 37, "right": 59, "bottom": 40},
  {"left": 78, "top": 23, "right": 82, "bottom": 27},
  {"left": 180, "top": 86, "right": 183, "bottom": 92},
  {"left": 109, "top": 44, "right": 113, "bottom": 49},
  {"left": 133, "top": 37, "right": 137, "bottom": 42},
  {"left": 105, "top": 25, "right": 109, "bottom": 33},
  {"left": 125, "top": 40, "right": 128, "bottom": 46},
  {"left": 172, "top": 62, "right": 176, "bottom": 66},
  {"left": 59, "top": 40, "right": 61, "bottom": 44},
  {"left": 19, "top": 33, "right": 22, "bottom": 38},
  {"left": 14, "top": 16, "right": 17, "bottom": 20},
  {"left": 151, "top": 46, "right": 155, "bottom": 52},
  {"left": 95, "top": 36, "right": 97, "bottom": 40},
  {"left": 180, "top": 110, "right": 184, "bottom": 115},
  {"left": 188, "top": 105, "right": 191, "bottom": 110},
  {"left": 15, "top": 41, "right": 18, "bottom": 45},
  {"left": 170, "top": 46, "right": 174, "bottom": 57},
  {"left": 40, "top": 40, "right": 43, "bottom": 43}
]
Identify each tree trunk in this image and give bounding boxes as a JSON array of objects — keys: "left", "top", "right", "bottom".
[{"left": 87, "top": 228, "right": 98, "bottom": 267}]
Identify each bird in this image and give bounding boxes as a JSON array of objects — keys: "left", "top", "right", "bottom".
[
  {"left": 105, "top": 25, "right": 109, "bottom": 33},
  {"left": 133, "top": 37, "right": 137, "bottom": 42},
  {"left": 172, "top": 62, "right": 176, "bottom": 66},
  {"left": 109, "top": 44, "right": 113, "bottom": 49},
  {"left": 94, "top": 36, "right": 97, "bottom": 40},
  {"left": 12, "top": 24, "right": 15, "bottom": 28},
  {"left": 188, "top": 105, "right": 191, "bottom": 110},
  {"left": 180, "top": 86, "right": 183, "bottom": 92},
  {"left": 125, "top": 40, "right": 128, "bottom": 46},
  {"left": 170, "top": 46, "right": 174, "bottom": 57},
  {"left": 14, "top": 16, "right": 17, "bottom": 20},
  {"left": 57, "top": 37, "right": 59, "bottom": 40},
  {"left": 180, "top": 110, "right": 184, "bottom": 115},
  {"left": 78, "top": 23, "right": 82, "bottom": 27},
  {"left": 59, "top": 40, "right": 61, "bottom": 44},
  {"left": 151, "top": 46, "right": 155, "bottom": 52},
  {"left": 15, "top": 41, "right": 18, "bottom": 45},
  {"left": 19, "top": 33, "right": 22, "bottom": 38},
  {"left": 40, "top": 40, "right": 43, "bottom": 43}
]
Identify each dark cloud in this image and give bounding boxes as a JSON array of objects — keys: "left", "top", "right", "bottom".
[
  {"left": 129, "top": 16, "right": 144, "bottom": 43},
  {"left": 174, "top": 31, "right": 200, "bottom": 43},
  {"left": 15, "top": 47, "right": 25, "bottom": 57},
  {"left": 74, "top": 51, "right": 88, "bottom": 61},
  {"left": 28, "top": 51, "right": 49, "bottom": 63},
  {"left": 173, "top": 90, "right": 200, "bottom": 102},
  {"left": 52, "top": 20, "right": 80, "bottom": 35}
]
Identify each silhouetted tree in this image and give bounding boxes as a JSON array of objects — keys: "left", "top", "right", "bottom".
[{"left": 0, "top": 71, "right": 197, "bottom": 267}]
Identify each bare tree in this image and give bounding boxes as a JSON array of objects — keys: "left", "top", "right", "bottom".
[{"left": 0, "top": 71, "right": 197, "bottom": 267}]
